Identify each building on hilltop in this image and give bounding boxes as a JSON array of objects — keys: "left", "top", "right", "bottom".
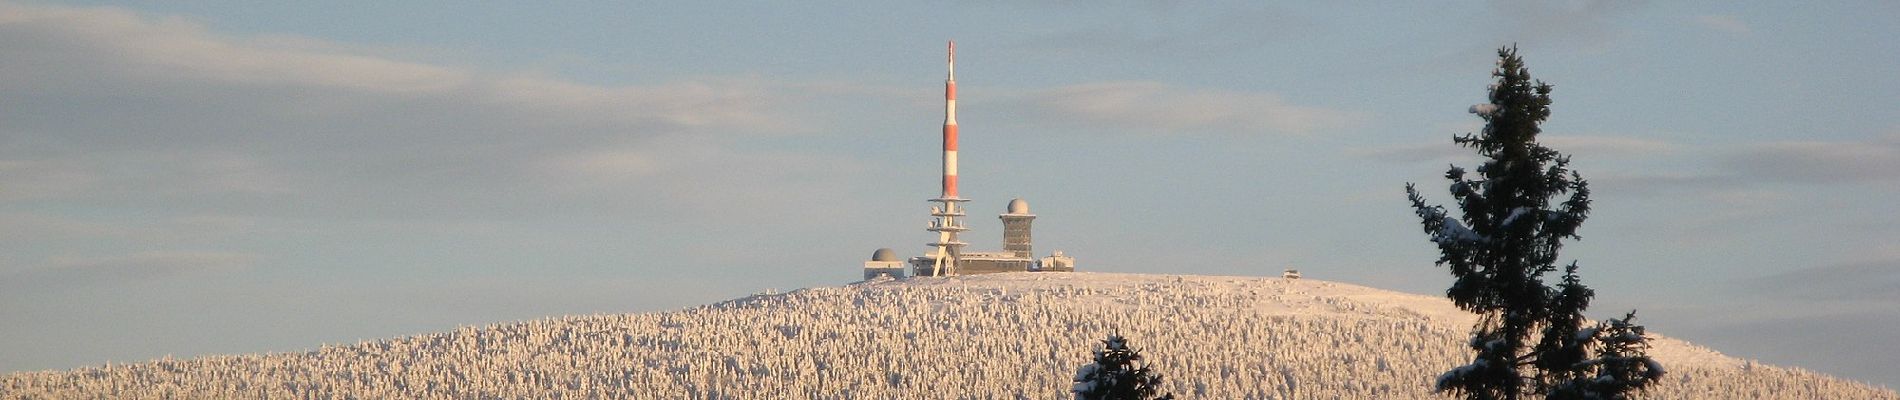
[
  {"left": 1040, "top": 250, "right": 1075, "bottom": 272},
  {"left": 859, "top": 41, "right": 1077, "bottom": 280},
  {"left": 857, "top": 197, "right": 1074, "bottom": 279},
  {"left": 863, "top": 248, "right": 906, "bottom": 280},
  {"left": 860, "top": 198, "right": 1076, "bottom": 279},
  {"left": 909, "top": 198, "right": 1066, "bottom": 276},
  {"left": 940, "top": 198, "right": 1036, "bottom": 275},
  {"left": 1000, "top": 198, "right": 1033, "bottom": 259}
]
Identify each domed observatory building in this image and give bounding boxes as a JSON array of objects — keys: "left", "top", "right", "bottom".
[
  {"left": 863, "top": 248, "right": 907, "bottom": 280},
  {"left": 943, "top": 198, "right": 1032, "bottom": 274},
  {"left": 1001, "top": 198, "right": 1034, "bottom": 259}
]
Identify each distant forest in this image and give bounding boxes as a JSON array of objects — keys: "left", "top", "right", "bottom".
[{"left": 5, "top": 274, "right": 1891, "bottom": 399}]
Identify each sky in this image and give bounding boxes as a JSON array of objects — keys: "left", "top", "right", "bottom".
[{"left": 2, "top": 0, "right": 1897, "bottom": 389}]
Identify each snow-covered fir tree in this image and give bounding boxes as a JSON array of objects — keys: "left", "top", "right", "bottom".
[
  {"left": 1406, "top": 46, "right": 1663, "bottom": 400},
  {"left": 1547, "top": 312, "right": 1666, "bottom": 400},
  {"left": 1073, "top": 335, "right": 1175, "bottom": 400}
]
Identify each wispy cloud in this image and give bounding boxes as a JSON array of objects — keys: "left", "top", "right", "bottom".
[
  {"left": 0, "top": 1, "right": 806, "bottom": 219},
  {"left": 0, "top": 150, "right": 295, "bottom": 201},
  {"left": 1353, "top": 135, "right": 1673, "bottom": 163},
  {"left": 1727, "top": 134, "right": 1900, "bottom": 184},
  {"left": 1691, "top": 14, "right": 1750, "bottom": 35},
  {"left": 4, "top": 251, "right": 256, "bottom": 285},
  {"left": 1590, "top": 172, "right": 1735, "bottom": 196},
  {"left": 1488, "top": 0, "right": 1645, "bottom": 52},
  {"left": 0, "top": 2, "right": 467, "bottom": 94},
  {"left": 1673, "top": 257, "right": 1900, "bottom": 385},
  {"left": 1345, "top": 141, "right": 1468, "bottom": 163},
  {"left": 1008, "top": 3, "right": 1310, "bottom": 57},
  {"left": 1541, "top": 135, "right": 1677, "bottom": 157},
  {"left": 1662, "top": 296, "right": 1900, "bottom": 387},
  {"left": 994, "top": 81, "right": 1358, "bottom": 136},
  {"left": 1355, "top": 135, "right": 1734, "bottom": 200},
  {"left": 1364, "top": 132, "right": 1899, "bottom": 197},
  {"left": 0, "top": 1, "right": 899, "bottom": 299},
  {"left": 0, "top": 212, "right": 138, "bottom": 237},
  {"left": 1741, "top": 260, "right": 1900, "bottom": 303},
  {"left": 0, "top": 1, "right": 788, "bottom": 151}
]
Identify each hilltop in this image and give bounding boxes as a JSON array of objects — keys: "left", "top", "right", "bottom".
[{"left": 4, "top": 273, "right": 1893, "bottom": 399}]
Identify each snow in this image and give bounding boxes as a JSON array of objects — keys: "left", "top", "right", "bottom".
[
  {"left": 1436, "top": 216, "right": 1486, "bottom": 244},
  {"left": 1500, "top": 207, "right": 1534, "bottom": 228},
  {"left": 1575, "top": 327, "right": 1602, "bottom": 342},
  {"left": 1645, "top": 358, "right": 1667, "bottom": 378},
  {"left": 1437, "top": 360, "right": 1485, "bottom": 389},
  {"left": 1, "top": 272, "right": 1887, "bottom": 399}
]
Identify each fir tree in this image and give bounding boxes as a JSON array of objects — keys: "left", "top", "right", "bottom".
[
  {"left": 1405, "top": 46, "right": 1662, "bottom": 399},
  {"left": 1072, "top": 335, "right": 1175, "bottom": 400},
  {"left": 1548, "top": 312, "right": 1667, "bottom": 400}
]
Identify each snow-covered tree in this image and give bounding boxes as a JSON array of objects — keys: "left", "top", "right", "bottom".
[
  {"left": 1548, "top": 312, "right": 1666, "bottom": 400},
  {"left": 8, "top": 274, "right": 1884, "bottom": 399},
  {"left": 1405, "top": 46, "right": 1661, "bottom": 399},
  {"left": 1072, "top": 335, "right": 1174, "bottom": 400}
]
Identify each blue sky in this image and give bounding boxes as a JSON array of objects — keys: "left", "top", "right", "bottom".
[{"left": 3, "top": 0, "right": 1897, "bottom": 388}]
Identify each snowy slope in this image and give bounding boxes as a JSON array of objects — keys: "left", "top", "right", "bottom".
[{"left": 4, "top": 272, "right": 1893, "bottom": 399}]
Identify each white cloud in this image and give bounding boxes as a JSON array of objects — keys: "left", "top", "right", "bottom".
[
  {"left": 1692, "top": 14, "right": 1750, "bottom": 35},
  {"left": 998, "top": 81, "right": 1358, "bottom": 135}
]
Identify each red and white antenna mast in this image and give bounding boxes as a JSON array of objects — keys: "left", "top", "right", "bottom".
[
  {"left": 926, "top": 40, "right": 969, "bottom": 277},
  {"left": 942, "top": 40, "right": 959, "bottom": 199}
]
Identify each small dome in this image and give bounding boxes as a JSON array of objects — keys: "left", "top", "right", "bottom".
[
  {"left": 1006, "top": 198, "right": 1029, "bottom": 214},
  {"left": 871, "top": 248, "right": 899, "bottom": 262}
]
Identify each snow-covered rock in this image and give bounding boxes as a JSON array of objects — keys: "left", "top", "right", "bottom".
[{"left": 3, "top": 272, "right": 1892, "bottom": 399}]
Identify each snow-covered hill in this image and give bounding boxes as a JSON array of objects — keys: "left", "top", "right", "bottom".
[{"left": 4, "top": 272, "right": 1893, "bottom": 399}]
